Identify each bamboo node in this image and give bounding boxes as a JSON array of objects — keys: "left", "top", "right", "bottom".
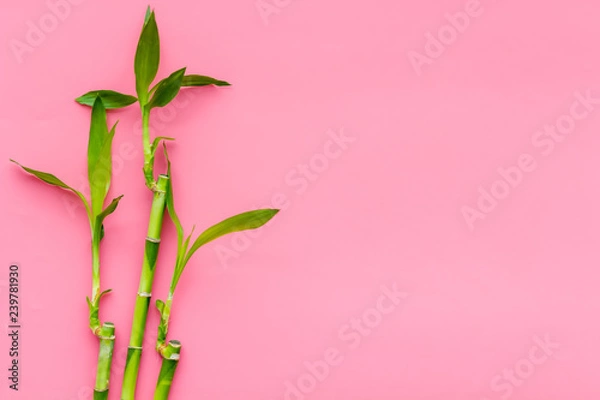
[
  {"left": 138, "top": 291, "right": 152, "bottom": 297},
  {"left": 146, "top": 237, "right": 161, "bottom": 243}
]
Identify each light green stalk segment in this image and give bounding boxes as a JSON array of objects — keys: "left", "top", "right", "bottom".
[
  {"left": 121, "top": 174, "right": 169, "bottom": 400},
  {"left": 154, "top": 340, "right": 181, "bottom": 400},
  {"left": 94, "top": 322, "right": 115, "bottom": 400},
  {"left": 142, "top": 109, "right": 155, "bottom": 189}
]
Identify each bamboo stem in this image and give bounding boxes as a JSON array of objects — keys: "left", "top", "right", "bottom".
[
  {"left": 142, "top": 109, "right": 155, "bottom": 189},
  {"left": 89, "top": 238, "right": 116, "bottom": 400},
  {"left": 94, "top": 322, "right": 116, "bottom": 400},
  {"left": 91, "top": 240, "right": 101, "bottom": 301},
  {"left": 121, "top": 174, "right": 169, "bottom": 399},
  {"left": 154, "top": 340, "right": 181, "bottom": 400}
]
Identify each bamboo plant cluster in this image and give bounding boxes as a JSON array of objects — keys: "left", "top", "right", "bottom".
[{"left": 12, "top": 7, "right": 279, "bottom": 400}]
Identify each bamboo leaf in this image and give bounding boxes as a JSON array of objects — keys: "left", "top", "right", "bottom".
[
  {"left": 10, "top": 159, "right": 91, "bottom": 218},
  {"left": 151, "top": 136, "right": 175, "bottom": 154},
  {"left": 147, "top": 68, "right": 186, "bottom": 109},
  {"left": 156, "top": 299, "right": 165, "bottom": 314},
  {"left": 94, "top": 195, "right": 124, "bottom": 242},
  {"left": 155, "top": 299, "right": 169, "bottom": 346},
  {"left": 163, "top": 145, "right": 184, "bottom": 250},
  {"left": 171, "top": 209, "right": 279, "bottom": 289},
  {"left": 75, "top": 90, "right": 137, "bottom": 109},
  {"left": 97, "top": 195, "right": 124, "bottom": 222},
  {"left": 87, "top": 289, "right": 112, "bottom": 331},
  {"left": 135, "top": 10, "right": 160, "bottom": 103},
  {"left": 182, "top": 75, "right": 231, "bottom": 87},
  {"left": 144, "top": 6, "right": 152, "bottom": 24},
  {"left": 88, "top": 98, "right": 116, "bottom": 217},
  {"left": 186, "top": 209, "right": 279, "bottom": 260}
]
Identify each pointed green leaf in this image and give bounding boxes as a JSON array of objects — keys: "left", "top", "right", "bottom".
[
  {"left": 10, "top": 159, "right": 91, "bottom": 218},
  {"left": 147, "top": 68, "right": 186, "bottom": 109},
  {"left": 144, "top": 6, "right": 152, "bottom": 24},
  {"left": 156, "top": 299, "right": 165, "bottom": 314},
  {"left": 163, "top": 145, "right": 188, "bottom": 293},
  {"left": 152, "top": 136, "right": 175, "bottom": 151},
  {"left": 93, "top": 195, "right": 124, "bottom": 243},
  {"left": 97, "top": 195, "right": 123, "bottom": 223},
  {"left": 171, "top": 209, "right": 279, "bottom": 289},
  {"left": 135, "top": 10, "right": 160, "bottom": 103},
  {"left": 88, "top": 98, "right": 116, "bottom": 217},
  {"left": 182, "top": 75, "right": 231, "bottom": 87},
  {"left": 75, "top": 90, "right": 137, "bottom": 109},
  {"left": 163, "top": 145, "right": 184, "bottom": 251},
  {"left": 87, "top": 97, "right": 108, "bottom": 184},
  {"left": 185, "top": 209, "right": 279, "bottom": 262}
]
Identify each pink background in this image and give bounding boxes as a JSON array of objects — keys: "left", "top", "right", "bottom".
[{"left": 1, "top": 0, "right": 600, "bottom": 399}]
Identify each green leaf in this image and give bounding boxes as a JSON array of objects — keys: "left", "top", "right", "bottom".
[
  {"left": 156, "top": 299, "right": 165, "bottom": 314},
  {"left": 144, "top": 6, "right": 152, "bottom": 24},
  {"left": 186, "top": 209, "right": 279, "bottom": 261},
  {"left": 144, "top": 137, "right": 174, "bottom": 185},
  {"left": 10, "top": 159, "right": 91, "bottom": 218},
  {"left": 163, "top": 145, "right": 184, "bottom": 253},
  {"left": 75, "top": 90, "right": 137, "bottom": 109},
  {"left": 87, "top": 289, "right": 112, "bottom": 331},
  {"left": 147, "top": 68, "right": 186, "bottom": 109},
  {"left": 88, "top": 97, "right": 116, "bottom": 217},
  {"left": 135, "top": 10, "right": 160, "bottom": 104},
  {"left": 152, "top": 136, "right": 175, "bottom": 152},
  {"left": 182, "top": 75, "right": 231, "bottom": 87},
  {"left": 171, "top": 209, "right": 279, "bottom": 289},
  {"left": 97, "top": 195, "right": 123, "bottom": 222},
  {"left": 94, "top": 195, "right": 124, "bottom": 243},
  {"left": 155, "top": 298, "right": 170, "bottom": 345}
]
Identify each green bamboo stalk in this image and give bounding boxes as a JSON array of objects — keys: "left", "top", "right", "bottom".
[
  {"left": 94, "top": 322, "right": 116, "bottom": 400},
  {"left": 13, "top": 97, "right": 123, "bottom": 399},
  {"left": 151, "top": 155, "right": 279, "bottom": 398},
  {"left": 71, "top": 9, "right": 232, "bottom": 398},
  {"left": 90, "top": 237, "right": 116, "bottom": 400},
  {"left": 122, "top": 174, "right": 169, "bottom": 399},
  {"left": 154, "top": 340, "right": 181, "bottom": 400}
]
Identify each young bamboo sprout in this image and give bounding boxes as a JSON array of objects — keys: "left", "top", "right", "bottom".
[
  {"left": 11, "top": 98, "right": 122, "bottom": 400},
  {"left": 75, "top": 8, "right": 230, "bottom": 399},
  {"left": 153, "top": 147, "right": 279, "bottom": 399}
]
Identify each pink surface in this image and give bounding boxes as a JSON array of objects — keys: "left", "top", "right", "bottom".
[{"left": 1, "top": 0, "right": 600, "bottom": 399}]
